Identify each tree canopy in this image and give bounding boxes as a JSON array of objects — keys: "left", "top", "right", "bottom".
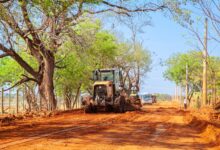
[{"left": 0, "top": 0, "right": 163, "bottom": 110}]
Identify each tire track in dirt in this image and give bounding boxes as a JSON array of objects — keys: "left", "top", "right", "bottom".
[
  {"left": 0, "top": 114, "right": 123, "bottom": 149},
  {"left": 0, "top": 111, "right": 151, "bottom": 149},
  {"left": 150, "top": 124, "right": 166, "bottom": 141},
  {"left": 2, "top": 103, "right": 220, "bottom": 150}
]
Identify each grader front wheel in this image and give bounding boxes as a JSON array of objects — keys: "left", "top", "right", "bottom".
[{"left": 85, "top": 104, "right": 97, "bottom": 113}]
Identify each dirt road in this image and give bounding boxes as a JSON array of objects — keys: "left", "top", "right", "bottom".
[{"left": 0, "top": 102, "right": 220, "bottom": 150}]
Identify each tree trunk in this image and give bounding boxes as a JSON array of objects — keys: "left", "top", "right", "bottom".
[
  {"left": 63, "top": 86, "right": 72, "bottom": 110},
  {"left": 38, "top": 53, "right": 56, "bottom": 111},
  {"left": 213, "top": 73, "right": 216, "bottom": 106},
  {"left": 136, "top": 65, "right": 140, "bottom": 92},
  {"left": 127, "top": 74, "right": 132, "bottom": 95},
  {"left": 72, "top": 84, "right": 81, "bottom": 109},
  {"left": 24, "top": 84, "right": 38, "bottom": 112}
]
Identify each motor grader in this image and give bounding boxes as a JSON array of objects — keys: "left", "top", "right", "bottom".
[{"left": 82, "top": 68, "right": 142, "bottom": 113}]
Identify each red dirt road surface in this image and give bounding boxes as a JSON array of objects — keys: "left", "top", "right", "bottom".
[{"left": 0, "top": 102, "right": 220, "bottom": 150}]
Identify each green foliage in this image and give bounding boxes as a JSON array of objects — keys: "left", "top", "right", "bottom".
[
  {"left": 164, "top": 0, "right": 194, "bottom": 26},
  {"left": 115, "top": 42, "right": 151, "bottom": 73},
  {"left": 164, "top": 50, "right": 220, "bottom": 95},
  {"left": 0, "top": 57, "right": 22, "bottom": 84},
  {"left": 133, "top": 43, "right": 152, "bottom": 73},
  {"left": 55, "top": 19, "right": 152, "bottom": 95},
  {"left": 55, "top": 51, "right": 88, "bottom": 95},
  {"left": 0, "top": 50, "right": 38, "bottom": 86},
  {"left": 207, "top": 56, "right": 220, "bottom": 94},
  {"left": 87, "top": 31, "right": 118, "bottom": 68},
  {"left": 55, "top": 19, "right": 121, "bottom": 95},
  {"left": 31, "top": 0, "right": 102, "bottom": 17},
  {"left": 164, "top": 50, "right": 202, "bottom": 87},
  {"left": 155, "top": 93, "right": 172, "bottom": 101}
]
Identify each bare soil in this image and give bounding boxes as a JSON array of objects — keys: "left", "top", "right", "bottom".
[{"left": 0, "top": 101, "right": 220, "bottom": 150}]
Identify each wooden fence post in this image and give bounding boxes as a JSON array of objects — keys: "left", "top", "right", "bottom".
[
  {"left": 23, "top": 90, "right": 25, "bottom": 111},
  {"left": 76, "top": 98, "right": 77, "bottom": 109},
  {"left": 16, "top": 89, "right": 19, "bottom": 114},
  {"left": 1, "top": 88, "right": 4, "bottom": 114},
  {"left": 39, "top": 93, "right": 42, "bottom": 111},
  {"left": 63, "top": 94, "right": 65, "bottom": 111},
  {"left": 8, "top": 89, "right": 11, "bottom": 114}
]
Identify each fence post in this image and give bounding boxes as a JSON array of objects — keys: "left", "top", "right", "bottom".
[
  {"left": 63, "top": 99, "right": 65, "bottom": 110},
  {"left": 16, "top": 89, "right": 19, "bottom": 114},
  {"left": 23, "top": 90, "right": 25, "bottom": 111},
  {"left": 76, "top": 98, "right": 77, "bottom": 109},
  {"left": 63, "top": 98, "right": 65, "bottom": 111},
  {"left": 39, "top": 93, "right": 42, "bottom": 111},
  {"left": 1, "top": 88, "right": 4, "bottom": 114},
  {"left": 8, "top": 89, "right": 11, "bottom": 114}
]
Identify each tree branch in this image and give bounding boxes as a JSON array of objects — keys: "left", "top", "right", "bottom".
[
  {"left": 55, "top": 65, "right": 67, "bottom": 69},
  {"left": 21, "top": 74, "right": 38, "bottom": 82},
  {"left": 0, "top": 4, "right": 27, "bottom": 38},
  {"left": 65, "top": 0, "right": 84, "bottom": 23},
  {"left": 86, "top": 2, "right": 166, "bottom": 17},
  {"left": 76, "top": 0, "right": 84, "bottom": 18},
  {"left": 3, "top": 76, "right": 36, "bottom": 91},
  {"left": 0, "top": 4, "right": 41, "bottom": 57},
  {"left": 0, "top": 53, "right": 9, "bottom": 58},
  {"left": 18, "top": 1, "right": 44, "bottom": 63},
  {"left": 102, "top": 1, "right": 166, "bottom": 13},
  {"left": 55, "top": 53, "right": 68, "bottom": 65},
  {"left": 0, "top": 43, "right": 38, "bottom": 78},
  {"left": 19, "top": 0, "right": 40, "bottom": 43},
  {"left": 85, "top": 9, "right": 130, "bottom": 16},
  {"left": 0, "top": 0, "right": 11, "bottom": 3}
]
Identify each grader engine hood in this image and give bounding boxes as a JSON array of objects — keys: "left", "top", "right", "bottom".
[{"left": 93, "top": 81, "right": 113, "bottom": 106}]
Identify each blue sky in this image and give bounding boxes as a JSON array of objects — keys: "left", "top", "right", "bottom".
[
  {"left": 102, "top": 11, "right": 220, "bottom": 95},
  {"left": 139, "top": 12, "right": 191, "bottom": 95}
]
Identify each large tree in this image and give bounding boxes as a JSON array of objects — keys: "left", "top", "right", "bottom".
[
  {"left": 0, "top": 0, "right": 166, "bottom": 110},
  {"left": 164, "top": 51, "right": 203, "bottom": 102}
]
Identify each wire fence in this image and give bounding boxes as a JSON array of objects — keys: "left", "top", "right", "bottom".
[{"left": 0, "top": 88, "right": 82, "bottom": 115}]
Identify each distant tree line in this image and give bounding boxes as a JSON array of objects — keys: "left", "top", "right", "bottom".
[{"left": 155, "top": 93, "right": 172, "bottom": 101}]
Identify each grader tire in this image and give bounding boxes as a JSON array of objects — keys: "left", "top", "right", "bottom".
[
  {"left": 84, "top": 105, "right": 93, "bottom": 113},
  {"left": 119, "top": 96, "right": 126, "bottom": 113}
]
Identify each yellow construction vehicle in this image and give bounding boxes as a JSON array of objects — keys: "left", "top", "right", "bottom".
[{"left": 82, "top": 68, "right": 142, "bottom": 113}]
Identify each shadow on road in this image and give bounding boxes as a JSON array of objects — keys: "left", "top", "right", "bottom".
[{"left": 0, "top": 105, "right": 220, "bottom": 150}]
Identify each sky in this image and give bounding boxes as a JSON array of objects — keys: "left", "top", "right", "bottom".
[{"left": 102, "top": 11, "right": 220, "bottom": 95}]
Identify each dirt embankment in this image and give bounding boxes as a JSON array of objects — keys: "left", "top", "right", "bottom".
[{"left": 184, "top": 108, "right": 220, "bottom": 146}]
